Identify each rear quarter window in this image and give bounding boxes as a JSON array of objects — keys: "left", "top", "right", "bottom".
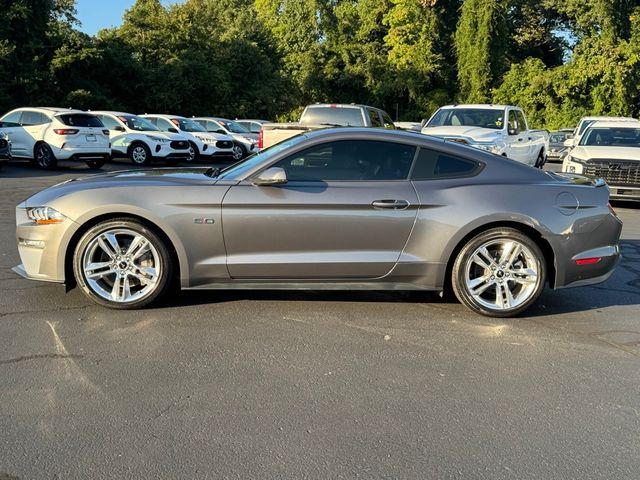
[
  {"left": 58, "top": 114, "right": 103, "bottom": 128},
  {"left": 411, "top": 148, "right": 483, "bottom": 180}
]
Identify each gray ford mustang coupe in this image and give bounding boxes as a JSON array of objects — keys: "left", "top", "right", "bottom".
[{"left": 14, "top": 128, "right": 622, "bottom": 317}]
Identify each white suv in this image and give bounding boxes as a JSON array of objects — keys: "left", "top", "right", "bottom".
[
  {"left": 140, "top": 115, "right": 235, "bottom": 162},
  {"left": 0, "top": 108, "right": 110, "bottom": 169},
  {"left": 93, "top": 111, "right": 191, "bottom": 165},
  {"left": 193, "top": 117, "right": 258, "bottom": 160}
]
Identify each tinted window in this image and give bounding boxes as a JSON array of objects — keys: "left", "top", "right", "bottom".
[
  {"left": 578, "top": 121, "right": 594, "bottom": 135},
  {"left": 580, "top": 127, "right": 640, "bottom": 147},
  {"left": 368, "top": 109, "right": 382, "bottom": 127},
  {"left": 119, "top": 115, "right": 159, "bottom": 131},
  {"left": 411, "top": 148, "right": 481, "bottom": 180},
  {"left": 301, "top": 107, "right": 365, "bottom": 127},
  {"left": 58, "top": 114, "right": 103, "bottom": 127},
  {"left": 99, "top": 115, "right": 121, "bottom": 130},
  {"left": 218, "top": 119, "right": 249, "bottom": 134},
  {"left": 156, "top": 118, "right": 175, "bottom": 131},
  {"left": 249, "top": 122, "right": 262, "bottom": 133},
  {"left": 427, "top": 108, "right": 505, "bottom": 130},
  {"left": 171, "top": 118, "right": 206, "bottom": 132},
  {"left": 21, "top": 111, "right": 49, "bottom": 126},
  {"left": 549, "top": 133, "right": 568, "bottom": 143},
  {"left": 274, "top": 140, "right": 416, "bottom": 181},
  {"left": 508, "top": 110, "right": 519, "bottom": 134},
  {"left": 1, "top": 111, "right": 24, "bottom": 127},
  {"left": 516, "top": 111, "right": 527, "bottom": 131},
  {"left": 382, "top": 112, "right": 396, "bottom": 129}
]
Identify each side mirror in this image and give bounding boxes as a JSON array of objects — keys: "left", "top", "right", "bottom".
[
  {"left": 216, "top": 129, "right": 227, "bottom": 135},
  {"left": 564, "top": 138, "right": 574, "bottom": 147},
  {"left": 114, "top": 126, "right": 125, "bottom": 132},
  {"left": 420, "top": 119, "right": 428, "bottom": 128},
  {"left": 168, "top": 127, "right": 179, "bottom": 133},
  {"left": 508, "top": 128, "right": 518, "bottom": 136},
  {"left": 253, "top": 167, "right": 288, "bottom": 186},
  {"left": 566, "top": 133, "right": 574, "bottom": 139}
]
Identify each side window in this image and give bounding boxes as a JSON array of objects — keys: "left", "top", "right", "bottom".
[
  {"left": 250, "top": 122, "right": 262, "bottom": 133},
  {"left": 21, "top": 111, "right": 49, "bottom": 126},
  {"left": 1, "top": 111, "right": 23, "bottom": 127},
  {"left": 157, "top": 118, "right": 174, "bottom": 131},
  {"left": 272, "top": 140, "right": 416, "bottom": 182},
  {"left": 508, "top": 110, "right": 519, "bottom": 135},
  {"left": 368, "top": 109, "right": 382, "bottom": 127},
  {"left": 210, "top": 121, "right": 223, "bottom": 132},
  {"left": 382, "top": 112, "right": 396, "bottom": 129},
  {"left": 516, "top": 111, "right": 527, "bottom": 132},
  {"left": 411, "top": 148, "right": 482, "bottom": 180},
  {"left": 100, "top": 115, "right": 121, "bottom": 130}
]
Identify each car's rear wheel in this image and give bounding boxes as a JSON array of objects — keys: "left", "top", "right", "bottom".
[
  {"left": 73, "top": 219, "right": 173, "bottom": 309},
  {"left": 86, "top": 158, "right": 106, "bottom": 169},
  {"left": 534, "top": 150, "right": 545, "bottom": 169},
  {"left": 34, "top": 143, "right": 57, "bottom": 170},
  {"left": 129, "top": 143, "right": 151, "bottom": 166},
  {"left": 452, "top": 228, "right": 546, "bottom": 317}
]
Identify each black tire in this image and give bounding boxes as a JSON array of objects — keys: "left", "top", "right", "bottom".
[
  {"left": 87, "top": 158, "right": 106, "bottom": 169},
  {"left": 34, "top": 143, "right": 58, "bottom": 170},
  {"left": 232, "top": 143, "right": 245, "bottom": 161},
  {"left": 534, "top": 150, "right": 545, "bottom": 169},
  {"left": 128, "top": 142, "right": 152, "bottom": 166},
  {"left": 73, "top": 218, "right": 174, "bottom": 309},
  {"left": 187, "top": 142, "right": 199, "bottom": 162},
  {"left": 451, "top": 227, "right": 546, "bottom": 318}
]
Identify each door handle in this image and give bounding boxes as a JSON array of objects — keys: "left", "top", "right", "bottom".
[{"left": 372, "top": 199, "right": 410, "bottom": 210}]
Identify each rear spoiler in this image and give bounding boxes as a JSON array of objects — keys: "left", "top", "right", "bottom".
[{"left": 548, "top": 172, "right": 607, "bottom": 187}]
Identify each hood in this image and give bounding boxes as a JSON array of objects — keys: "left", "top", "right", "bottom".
[
  {"left": 148, "top": 131, "right": 188, "bottom": 141},
  {"left": 571, "top": 146, "right": 640, "bottom": 161},
  {"left": 192, "top": 132, "right": 234, "bottom": 142},
  {"left": 24, "top": 168, "right": 215, "bottom": 207},
  {"left": 231, "top": 132, "right": 258, "bottom": 143},
  {"left": 421, "top": 125, "right": 504, "bottom": 143}
]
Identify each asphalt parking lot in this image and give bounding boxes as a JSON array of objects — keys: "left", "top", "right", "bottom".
[{"left": 1, "top": 159, "right": 639, "bottom": 479}]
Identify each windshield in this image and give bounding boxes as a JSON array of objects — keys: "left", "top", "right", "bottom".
[
  {"left": 120, "top": 115, "right": 160, "bottom": 132},
  {"left": 172, "top": 118, "right": 207, "bottom": 133},
  {"left": 549, "top": 133, "right": 568, "bottom": 143},
  {"left": 218, "top": 119, "right": 250, "bottom": 134},
  {"left": 580, "top": 127, "right": 640, "bottom": 147},
  {"left": 217, "top": 135, "right": 308, "bottom": 180},
  {"left": 301, "top": 107, "right": 365, "bottom": 127},
  {"left": 426, "top": 108, "right": 505, "bottom": 130}
]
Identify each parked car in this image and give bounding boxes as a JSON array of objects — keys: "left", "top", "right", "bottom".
[
  {"left": 568, "top": 116, "right": 638, "bottom": 147},
  {"left": 0, "top": 131, "right": 10, "bottom": 168},
  {"left": 259, "top": 104, "right": 396, "bottom": 149},
  {"left": 0, "top": 108, "right": 110, "bottom": 169},
  {"left": 421, "top": 104, "right": 548, "bottom": 168},
  {"left": 546, "top": 128, "right": 574, "bottom": 162},
  {"left": 13, "top": 128, "right": 621, "bottom": 318},
  {"left": 235, "top": 119, "right": 269, "bottom": 135},
  {"left": 394, "top": 121, "right": 422, "bottom": 132},
  {"left": 192, "top": 117, "right": 257, "bottom": 160},
  {"left": 93, "top": 111, "right": 191, "bottom": 165},
  {"left": 140, "top": 114, "right": 235, "bottom": 162},
  {"left": 562, "top": 121, "right": 640, "bottom": 201}
]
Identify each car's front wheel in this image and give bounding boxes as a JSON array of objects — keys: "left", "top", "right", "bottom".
[
  {"left": 187, "top": 142, "right": 198, "bottom": 162},
  {"left": 232, "top": 143, "right": 245, "bottom": 161},
  {"left": 451, "top": 228, "right": 546, "bottom": 317},
  {"left": 73, "top": 219, "right": 173, "bottom": 309},
  {"left": 129, "top": 143, "right": 151, "bottom": 166}
]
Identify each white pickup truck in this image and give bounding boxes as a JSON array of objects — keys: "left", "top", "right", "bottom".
[
  {"left": 421, "top": 104, "right": 548, "bottom": 167},
  {"left": 259, "top": 103, "right": 396, "bottom": 149}
]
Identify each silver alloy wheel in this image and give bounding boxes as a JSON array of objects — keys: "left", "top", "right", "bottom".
[
  {"left": 36, "top": 144, "right": 53, "bottom": 168},
  {"left": 187, "top": 145, "right": 196, "bottom": 162},
  {"left": 464, "top": 239, "right": 539, "bottom": 311},
  {"left": 232, "top": 144, "right": 243, "bottom": 160},
  {"left": 131, "top": 145, "right": 148, "bottom": 164},
  {"left": 81, "top": 228, "right": 161, "bottom": 303}
]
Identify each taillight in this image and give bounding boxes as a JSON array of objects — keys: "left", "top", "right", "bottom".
[
  {"left": 575, "top": 258, "right": 602, "bottom": 265},
  {"left": 53, "top": 129, "right": 79, "bottom": 135},
  {"left": 258, "top": 128, "right": 263, "bottom": 149},
  {"left": 608, "top": 202, "right": 617, "bottom": 217},
  {"left": 102, "top": 129, "right": 110, "bottom": 135}
]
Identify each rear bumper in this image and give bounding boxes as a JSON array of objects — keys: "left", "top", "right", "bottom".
[
  {"left": 608, "top": 185, "right": 640, "bottom": 201},
  {"left": 53, "top": 146, "right": 111, "bottom": 161}
]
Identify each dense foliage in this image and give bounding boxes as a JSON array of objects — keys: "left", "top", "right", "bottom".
[{"left": 1, "top": 0, "right": 639, "bottom": 128}]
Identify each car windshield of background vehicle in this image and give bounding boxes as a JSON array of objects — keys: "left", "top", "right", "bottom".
[
  {"left": 173, "top": 118, "right": 207, "bottom": 132},
  {"left": 121, "top": 115, "right": 160, "bottom": 132},
  {"left": 550, "top": 133, "right": 567, "bottom": 143},
  {"left": 217, "top": 135, "right": 309, "bottom": 180},
  {"left": 301, "top": 107, "right": 366, "bottom": 127},
  {"left": 426, "top": 109, "right": 505, "bottom": 130},
  {"left": 580, "top": 127, "right": 640, "bottom": 147},
  {"left": 219, "top": 120, "right": 250, "bottom": 134},
  {"left": 58, "top": 114, "right": 103, "bottom": 128}
]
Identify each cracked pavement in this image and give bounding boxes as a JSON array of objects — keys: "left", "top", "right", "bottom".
[{"left": 1, "top": 160, "right": 639, "bottom": 479}]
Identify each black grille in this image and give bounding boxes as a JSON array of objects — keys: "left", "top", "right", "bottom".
[
  {"left": 584, "top": 159, "right": 640, "bottom": 186},
  {"left": 170, "top": 140, "right": 188, "bottom": 150},
  {"left": 216, "top": 140, "right": 233, "bottom": 149}
]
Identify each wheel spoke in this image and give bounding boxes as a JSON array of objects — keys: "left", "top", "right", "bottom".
[
  {"left": 137, "top": 266, "right": 157, "bottom": 281},
  {"left": 507, "top": 244, "right": 522, "bottom": 267},
  {"left": 510, "top": 268, "right": 538, "bottom": 285},
  {"left": 111, "top": 275, "right": 123, "bottom": 301},
  {"left": 468, "top": 276, "right": 493, "bottom": 295},
  {"left": 499, "top": 242, "right": 515, "bottom": 265},
  {"left": 98, "top": 233, "right": 120, "bottom": 258},
  {"left": 126, "top": 235, "right": 147, "bottom": 258},
  {"left": 503, "top": 284, "right": 515, "bottom": 309},
  {"left": 85, "top": 261, "right": 114, "bottom": 280},
  {"left": 472, "top": 252, "right": 492, "bottom": 271},
  {"left": 494, "top": 282, "right": 504, "bottom": 307}
]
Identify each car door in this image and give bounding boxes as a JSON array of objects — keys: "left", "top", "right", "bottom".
[
  {"left": 221, "top": 139, "right": 419, "bottom": 279},
  {"left": 0, "top": 111, "right": 28, "bottom": 157},
  {"left": 505, "top": 109, "right": 529, "bottom": 163},
  {"left": 516, "top": 110, "right": 536, "bottom": 161}
]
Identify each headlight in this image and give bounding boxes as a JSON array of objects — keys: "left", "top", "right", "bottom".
[
  {"left": 26, "top": 207, "right": 67, "bottom": 225},
  {"left": 564, "top": 155, "right": 584, "bottom": 174},
  {"left": 471, "top": 142, "right": 505, "bottom": 155},
  {"left": 147, "top": 135, "right": 170, "bottom": 143}
]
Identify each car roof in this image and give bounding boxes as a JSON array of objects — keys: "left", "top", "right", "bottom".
[
  {"left": 307, "top": 104, "right": 369, "bottom": 109},
  {"left": 193, "top": 117, "right": 226, "bottom": 122},
  {"left": 579, "top": 116, "right": 637, "bottom": 122},
  {"left": 141, "top": 114, "right": 186, "bottom": 119},
  {"left": 588, "top": 120, "right": 640, "bottom": 129},
  {"left": 438, "top": 104, "right": 513, "bottom": 110},
  {"left": 18, "top": 107, "right": 87, "bottom": 115},
  {"left": 237, "top": 119, "right": 268, "bottom": 122},
  {"left": 92, "top": 111, "right": 137, "bottom": 117}
]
